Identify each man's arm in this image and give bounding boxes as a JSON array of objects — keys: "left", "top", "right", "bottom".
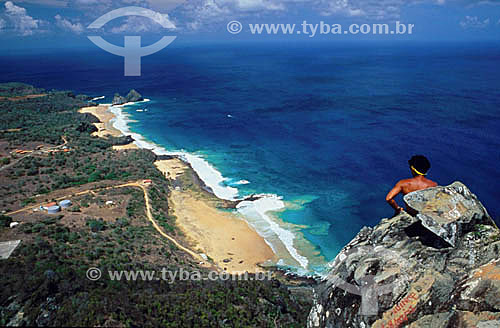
[{"left": 386, "top": 181, "right": 403, "bottom": 213}]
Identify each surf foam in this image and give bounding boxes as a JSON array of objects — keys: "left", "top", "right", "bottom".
[
  {"left": 107, "top": 100, "right": 310, "bottom": 271},
  {"left": 236, "top": 196, "right": 309, "bottom": 269}
]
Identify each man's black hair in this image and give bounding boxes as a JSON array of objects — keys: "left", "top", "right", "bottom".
[{"left": 408, "top": 155, "right": 431, "bottom": 174}]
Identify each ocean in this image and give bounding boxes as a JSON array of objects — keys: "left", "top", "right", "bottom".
[{"left": 2, "top": 41, "right": 499, "bottom": 274}]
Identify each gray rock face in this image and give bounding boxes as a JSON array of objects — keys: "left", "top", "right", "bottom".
[
  {"left": 308, "top": 182, "right": 499, "bottom": 328},
  {"left": 451, "top": 259, "right": 500, "bottom": 313},
  {"left": 404, "top": 182, "right": 492, "bottom": 247}
]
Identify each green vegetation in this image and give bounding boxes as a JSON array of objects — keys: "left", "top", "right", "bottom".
[
  {"left": 0, "top": 84, "right": 167, "bottom": 209},
  {"left": 0, "top": 83, "right": 312, "bottom": 326},
  {"left": 0, "top": 82, "right": 43, "bottom": 97},
  {"left": 2, "top": 239, "right": 310, "bottom": 327},
  {"left": 86, "top": 218, "right": 107, "bottom": 232},
  {"left": 0, "top": 215, "right": 12, "bottom": 227},
  {"left": 3, "top": 203, "right": 310, "bottom": 326}
]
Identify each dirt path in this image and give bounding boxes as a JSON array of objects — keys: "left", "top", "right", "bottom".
[
  {"left": 0, "top": 136, "right": 69, "bottom": 173},
  {"left": 0, "top": 94, "right": 47, "bottom": 102},
  {"left": 6, "top": 180, "right": 205, "bottom": 263},
  {"left": 136, "top": 183, "right": 202, "bottom": 260}
]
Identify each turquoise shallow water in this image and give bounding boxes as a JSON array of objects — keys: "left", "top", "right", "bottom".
[{"left": 2, "top": 42, "right": 499, "bottom": 274}]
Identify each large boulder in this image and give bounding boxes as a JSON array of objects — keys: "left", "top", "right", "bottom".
[
  {"left": 404, "top": 182, "right": 492, "bottom": 247},
  {"left": 308, "top": 182, "right": 499, "bottom": 328}
]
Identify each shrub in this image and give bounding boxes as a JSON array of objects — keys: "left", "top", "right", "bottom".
[
  {"left": 0, "top": 215, "right": 12, "bottom": 227},
  {"left": 69, "top": 205, "right": 81, "bottom": 212},
  {"left": 86, "top": 218, "right": 107, "bottom": 232},
  {"left": 21, "top": 197, "right": 36, "bottom": 207}
]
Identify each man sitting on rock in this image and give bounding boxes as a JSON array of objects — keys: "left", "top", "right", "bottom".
[{"left": 386, "top": 155, "right": 438, "bottom": 215}]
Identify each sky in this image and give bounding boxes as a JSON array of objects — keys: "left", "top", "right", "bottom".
[{"left": 0, "top": 0, "right": 499, "bottom": 48}]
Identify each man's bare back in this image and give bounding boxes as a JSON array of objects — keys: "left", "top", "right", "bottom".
[
  {"left": 386, "top": 155, "right": 438, "bottom": 215},
  {"left": 396, "top": 176, "right": 438, "bottom": 195}
]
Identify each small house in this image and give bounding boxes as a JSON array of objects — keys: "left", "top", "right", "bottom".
[{"left": 42, "top": 202, "right": 57, "bottom": 210}]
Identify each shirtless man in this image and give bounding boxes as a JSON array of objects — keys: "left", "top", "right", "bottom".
[{"left": 386, "top": 155, "right": 438, "bottom": 215}]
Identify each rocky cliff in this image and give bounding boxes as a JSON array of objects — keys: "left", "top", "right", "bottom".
[{"left": 308, "top": 182, "right": 499, "bottom": 328}]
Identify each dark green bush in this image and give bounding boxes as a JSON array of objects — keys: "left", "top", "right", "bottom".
[
  {"left": 86, "top": 219, "right": 107, "bottom": 232},
  {"left": 0, "top": 215, "right": 12, "bottom": 227}
]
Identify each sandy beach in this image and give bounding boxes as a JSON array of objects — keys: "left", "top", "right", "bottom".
[
  {"left": 79, "top": 104, "right": 276, "bottom": 273},
  {"left": 155, "top": 159, "right": 276, "bottom": 273},
  {"left": 170, "top": 188, "right": 276, "bottom": 273},
  {"left": 112, "top": 143, "right": 139, "bottom": 150},
  {"left": 79, "top": 105, "right": 121, "bottom": 137},
  {"left": 79, "top": 105, "right": 138, "bottom": 150}
]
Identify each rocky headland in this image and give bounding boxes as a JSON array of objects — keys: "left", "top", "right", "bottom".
[{"left": 308, "top": 182, "right": 499, "bottom": 328}]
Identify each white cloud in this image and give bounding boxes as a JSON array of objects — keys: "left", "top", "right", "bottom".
[
  {"left": 233, "top": 0, "right": 285, "bottom": 11},
  {"left": 460, "top": 15, "right": 490, "bottom": 28},
  {"left": 145, "top": 9, "right": 176, "bottom": 28},
  {"left": 316, "top": 0, "right": 407, "bottom": 20},
  {"left": 55, "top": 14, "right": 84, "bottom": 33},
  {"left": 173, "top": 0, "right": 500, "bottom": 27},
  {"left": 0, "top": 18, "right": 5, "bottom": 30},
  {"left": 182, "top": 0, "right": 287, "bottom": 30},
  {"left": 145, "top": 0, "right": 187, "bottom": 11},
  {"left": 317, "top": 0, "right": 366, "bottom": 17},
  {"left": 16, "top": 0, "right": 69, "bottom": 6},
  {"left": 4, "top": 1, "right": 40, "bottom": 35},
  {"left": 8, "top": 0, "right": 499, "bottom": 35},
  {"left": 109, "top": 13, "right": 176, "bottom": 33},
  {"left": 182, "top": 0, "right": 415, "bottom": 30}
]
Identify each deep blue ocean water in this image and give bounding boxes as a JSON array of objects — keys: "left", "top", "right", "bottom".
[{"left": 2, "top": 41, "right": 499, "bottom": 273}]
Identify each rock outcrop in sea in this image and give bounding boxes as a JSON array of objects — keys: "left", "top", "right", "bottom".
[
  {"left": 125, "top": 89, "right": 143, "bottom": 102},
  {"left": 308, "top": 182, "right": 499, "bottom": 328},
  {"left": 112, "top": 93, "right": 127, "bottom": 105},
  {"left": 112, "top": 89, "right": 143, "bottom": 105}
]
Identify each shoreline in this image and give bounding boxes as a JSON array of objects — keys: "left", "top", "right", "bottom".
[
  {"left": 80, "top": 103, "right": 277, "bottom": 273},
  {"left": 79, "top": 105, "right": 139, "bottom": 151},
  {"left": 81, "top": 100, "right": 326, "bottom": 275},
  {"left": 154, "top": 158, "right": 277, "bottom": 273}
]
